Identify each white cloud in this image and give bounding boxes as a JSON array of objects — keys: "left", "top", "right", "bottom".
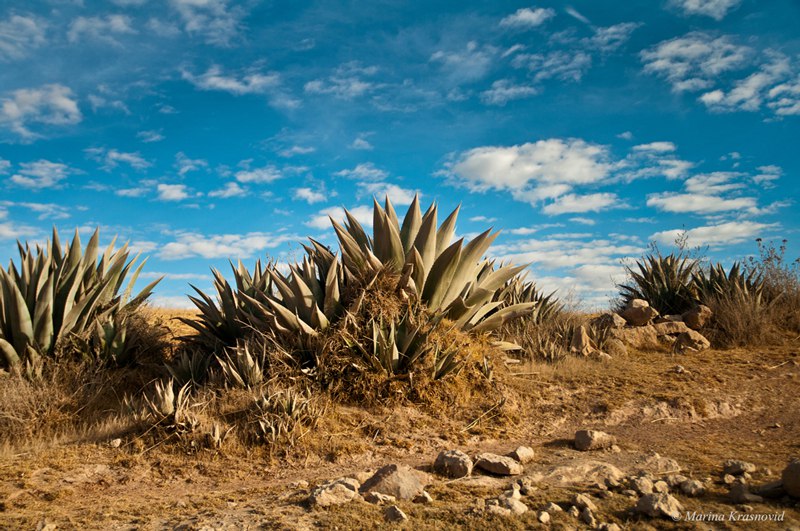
[
  {"left": 86, "top": 147, "right": 150, "bottom": 171},
  {"left": 513, "top": 50, "right": 593, "bottom": 83},
  {"left": 542, "top": 193, "right": 622, "bottom": 215},
  {"left": 116, "top": 186, "right": 150, "bottom": 198},
  {"left": 182, "top": 65, "right": 280, "bottom": 95},
  {"left": 651, "top": 220, "right": 777, "bottom": 249},
  {"left": 569, "top": 217, "right": 596, "bottom": 226},
  {"left": 564, "top": 7, "right": 591, "bottom": 25},
  {"left": 669, "top": 0, "right": 741, "bottom": 20},
  {"left": 449, "top": 139, "right": 611, "bottom": 196},
  {"left": 159, "top": 230, "right": 298, "bottom": 260},
  {"left": 585, "top": 23, "right": 640, "bottom": 53},
  {"left": 480, "top": 79, "right": 538, "bottom": 105},
  {"left": 351, "top": 135, "right": 373, "bottom": 150},
  {"left": 647, "top": 192, "right": 756, "bottom": 214},
  {"left": 294, "top": 187, "right": 327, "bottom": 204},
  {"left": 617, "top": 131, "right": 633, "bottom": 140},
  {"left": 768, "top": 78, "right": 800, "bottom": 116},
  {"left": 641, "top": 32, "right": 750, "bottom": 93},
  {"left": 0, "top": 158, "right": 9, "bottom": 174},
  {"left": 306, "top": 205, "right": 373, "bottom": 230},
  {"left": 279, "top": 145, "right": 315, "bottom": 157},
  {"left": 357, "top": 182, "right": 417, "bottom": 206},
  {"left": 0, "top": 15, "right": 46, "bottom": 61},
  {"left": 175, "top": 152, "right": 208, "bottom": 176},
  {"left": 633, "top": 141, "right": 676, "bottom": 153},
  {"left": 208, "top": 182, "right": 247, "bottom": 198},
  {"left": 699, "top": 55, "right": 792, "bottom": 113},
  {"left": 137, "top": 130, "right": 164, "bottom": 143},
  {"left": 683, "top": 171, "right": 744, "bottom": 194},
  {"left": 0, "top": 217, "right": 37, "bottom": 240},
  {"left": 304, "top": 62, "right": 380, "bottom": 99},
  {"left": 169, "top": 0, "right": 243, "bottom": 47},
  {"left": 67, "top": 15, "right": 136, "bottom": 44},
  {"left": 1, "top": 201, "right": 70, "bottom": 220},
  {"left": 499, "top": 7, "right": 555, "bottom": 29},
  {"left": 149, "top": 295, "right": 196, "bottom": 309},
  {"left": 430, "top": 41, "right": 496, "bottom": 83},
  {"left": 9, "top": 160, "right": 73, "bottom": 188},
  {"left": 753, "top": 165, "right": 782, "bottom": 185},
  {"left": 157, "top": 183, "right": 192, "bottom": 201},
  {"left": 334, "top": 162, "right": 388, "bottom": 181},
  {"left": 235, "top": 166, "right": 283, "bottom": 184},
  {"left": 87, "top": 94, "right": 130, "bottom": 114},
  {"left": 0, "top": 84, "right": 81, "bottom": 139}
]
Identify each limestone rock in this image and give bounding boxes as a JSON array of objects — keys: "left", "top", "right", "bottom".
[
  {"left": 384, "top": 505, "right": 408, "bottom": 523},
  {"left": 434, "top": 449, "right": 473, "bottom": 479},
  {"left": 575, "top": 429, "right": 617, "bottom": 451},
  {"left": 364, "top": 491, "right": 396, "bottom": 505},
  {"left": 580, "top": 507, "right": 597, "bottom": 527},
  {"left": 682, "top": 305, "right": 712, "bottom": 330},
  {"left": 653, "top": 480, "right": 669, "bottom": 494},
  {"left": 604, "top": 338, "right": 628, "bottom": 356},
  {"left": 591, "top": 312, "right": 627, "bottom": 329},
  {"left": 543, "top": 502, "right": 563, "bottom": 513},
  {"left": 537, "top": 511, "right": 550, "bottom": 524},
  {"left": 782, "top": 459, "right": 800, "bottom": 498},
  {"left": 570, "top": 325, "right": 596, "bottom": 356},
  {"left": 500, "top": 497, "right": 528, "bottom": 515},
  {"left": 634, "top": 493, "right": 683, "bottom": 520},
  {"left": 680, "top": 479, "right": 706, "bottom": 497},
  {"left": 609, "top": 325, "right": 659, "bottom": 349},
  {"left": 474, "top": 453, "right": 524, "bottom": 476},
  {"left": 723, "top": 459, "right": 757, "bottom": 476},
  {"left": 653, "top": 321, "right": 690, "bottom": 336},
  {"left": 508, "top": 446, "right": 535, "bottom": 464},
  {"left": 310, "top": 477, "right": 361, "bottom": 507},
  {"left": 413, "top": 491, "right": 434, "bottom": 504},
  {"left": 571, "top": 493, "right": 597, "bottom": 512},
  {"left": 360, "top": 464, "right": 431, "bottom": 501},
  {"left": 674, "top": 330, "right": 711, "bottom": 352},
  {"left": 632, "top": 477, "right": 654, "bottom": 495},
  {"left": 729, "top": 482, "right": 764, "bottom": 504},
  {"left": 620, "top": 299, "right": 659, "bottom": 326}
]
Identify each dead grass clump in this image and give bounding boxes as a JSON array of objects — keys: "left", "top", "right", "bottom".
[
  {"left": 500, "top": 310, "right": 583, "bottom": 362},
  {"left": 703, "top": 293, "right": 773, "bottom": 348}
]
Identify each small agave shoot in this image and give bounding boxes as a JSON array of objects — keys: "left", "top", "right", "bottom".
[{"left": 0, "top": 228, "right": 161, "bottom": 375}]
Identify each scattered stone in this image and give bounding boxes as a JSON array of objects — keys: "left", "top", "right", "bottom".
[
  {"left": 753, "top": 480, "right": 786, "bottom": 499},
  {"left": 543, "top": 502, "right": 563, "bottom": 513},
  {"left": 598, "top": 524, "right": 622, "bottom": 531},
  {"left": 738, "top": 504, "right": 754, "bottom": 513},
  {"left": 641, "top": 453, "right": 681, "bottom": 474},
  {"left": 570, "top": 325, "right": 596, "bottom": 356},
  {"left": 609, "top": 325, "right": 660, "bottom": 349},
  {"left": 515, "top": 477, "right": 537, "bottom": 495},
  {"left": 580, "top": 507, "right": 597, "bottom": 527},
  {"left": 724, "top": 459, "right": 757, "bottom": 476},
  {"left": 310, "top": 477, "right": 361, "bottom": 507},
  {"left": 622, "top": 489, "right": 638, "bottom": 498},
  {"left": 291, "top": 480, "right": 309, "bottom": 490},
  {"left": 634, "top": 493, "right": 683, "bottom": 520},
  {"left": 36, "top": 519, "right": 57, "bottom": 531},
  {"left": 567, "top": 505, "right": 580, "bottom": 518},
  {"left": 723, "top": 474, "right": 737, "bottom": 485},
  {"left": 653, "top": 480, "right": 669, "bottom": 494},
  {"left": 109, "top": 438, "right": 122, "bottom": 448},
  {"left": 653, "top": 321, "right": 690, "bottom": 336},
  {"left": 364, "top": 491, "right": 397, "bottom": 505},
  {"left": 537, "top": 511, "right": 551, "bottom": 524},
  {"left": 413, "top": 491, "right": 433, "bottom": 504},
  {"left": 528, "top": 460, "right": 624, "bottom": 486},
  {"left": 730, "top": 482, "right": 764, "bottom": 504},
  {"left": 508, "top": 446, "right": 535, "bottom": 464},
  {"left": 605, "top": 477, "right": 622, "bottom": 490},
  {"left": 501, "top": 483, "right": 521, "bottom": 500},
  {"left": 500, "top": 497, "right": 528, "bottom": 515},
  {"left": 680, "top": 479, "right": 706, "bottom": 497},
  {"left": 664, "top": 474, "right": 689, "bottom": 489},
  {"left": 591, "top": 312, "right": 627, "bottom": 329},
  {"left": 434, "top": 449, "right": 473, "bottom": 479},
  {"left": 360, "top": 464, "right": 431, "bottom": 501},
  {"left": 674, "top": 330, "right": 711, "bottom": 352},
  {"left": 571, "top": 493, "right": 597, "bottom": 512},
  {"left": 354, "top": 470, "right": 375, "bottom": 484},
  {"left": 620, "top": 299, "right": 659, "bottom": 326},
  {"left": 384, "top": 505, "right": 408, "bottom": 523},
  {"left": 485, "top": 505, "right": 511, "bottom": 517},
  {"left": 782, "top": 459, "right": 800, "bottom": 498},
  {"left": 474, "top": 453, "right": 524, "bottom": 476},
  {"left": 596, "top": 352, "right": 613, "bottom": 362},
  {"left": 575, "top": 430, "right": 617, "bottom": 451},
  {"left": 632, "top": 477, "right": 654, "bottom": 495},
  {"left": 598, "top": 490, "right": 614, "bottom": 500},
  {"left": 682, "top": 305, "right": 712, "bottom": 330}
]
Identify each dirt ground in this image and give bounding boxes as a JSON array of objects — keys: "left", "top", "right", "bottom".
[{"left": 1, "top": 315, "right": 799, "bottom": 530}]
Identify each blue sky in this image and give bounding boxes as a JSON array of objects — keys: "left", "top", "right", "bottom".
[{"left": 1, "top": 0, "right": 798, "bottom": 308}]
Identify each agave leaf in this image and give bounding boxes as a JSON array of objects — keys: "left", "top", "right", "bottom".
[
  {"left": 435, "top": 204, "right": 460, "bottom": 256},
  {"left": 470, "top": 303, "right": 536, "bottom": 334},
  {"left": 399, "top": 195, "right": 422, "bottom": 253}
]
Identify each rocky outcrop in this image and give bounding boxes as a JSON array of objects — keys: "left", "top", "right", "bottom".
[
  {"left": 620, "top": 299, "right": 659, "bottom": 326},
  {"left": 575, "top": 430, "right": 617, "bottom": 451},
  {"left": 359, "top": 464, "right": 430, "bottom": 500}
]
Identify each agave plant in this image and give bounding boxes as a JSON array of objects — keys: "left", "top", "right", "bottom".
[
  {"left": 618, "top": 252, "right": 698, "bottom": 315},
  {"left": 252, "top": 387, "right": 323, "bottom": 446},
  {"left": 0, "top": 228, "right": 160, "bottom": 373},
  {"left": 693, "top": 261, "right": 764, "bottom": 305},
  {"left": 496, "top": 276, "right": 563, "bottom": 324},
  {"left": 217, "top": 342, "right": 266, "bottom": 389},
  {"left": 331, "top": 196, "right": 536, "bottom": 332}
]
